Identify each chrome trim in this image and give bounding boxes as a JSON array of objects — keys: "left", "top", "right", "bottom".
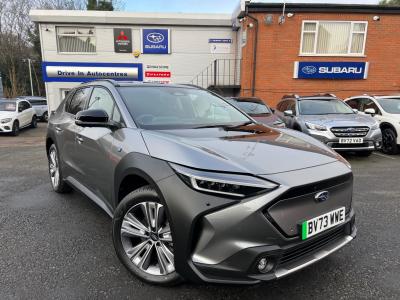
[{"left": 275, "top": 235, "right": 353, "bottom": 278}]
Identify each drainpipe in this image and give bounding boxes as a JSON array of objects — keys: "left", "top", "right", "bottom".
[{"left": 245, "top": 7, "right": 259, "bottom": 97}]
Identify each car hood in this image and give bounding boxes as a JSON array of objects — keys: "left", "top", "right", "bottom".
[
  {"left": 251, "top": 114, "right": 281, "bottom": 126},
  {"left": 141, "top": 124, "right": 340, "bottom": 175},
  {"left": 301, "top": 114, "right": 375, "bottom": 127},
  {"left": 0, "top": 111, "right": 16, "bottom": 119}
]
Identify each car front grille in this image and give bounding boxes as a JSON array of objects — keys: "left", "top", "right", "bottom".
[
  {"left": 279, "top": 226, "right": 346, "bottom": 265},
  {"left": 330, "top": 126, "right": 369, "bottom": 137}
]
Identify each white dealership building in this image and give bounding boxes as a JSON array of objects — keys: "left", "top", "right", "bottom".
[{"left": 30, "top": 9, "right": 241, "bottom": 110}]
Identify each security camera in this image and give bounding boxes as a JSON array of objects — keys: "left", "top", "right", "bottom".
[
  {"left": 373, "top": 15, "right": 380, "bottom": 21},
  {"left": 287, "top": 12, "right": 294, "bottom": 18}
]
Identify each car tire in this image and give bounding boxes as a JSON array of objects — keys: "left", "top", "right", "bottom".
[
  {"left": 30, "top": 115, "right": 38, "bottom": 128},
  {"left": 48, "top": 144, "right": 71, "bottom": 193},
  {"left": 381, "top": 128, "right": 399, "bottom": 155},
  {"left": 358, "top": 151, "right": 373, "bottom": 157},
  {"left": 11, "top": 120, "right": 19, "bottom": 136},
  {"left": 112, "top": 186, "right": 182, "bottom": 286},
  {"left": 42, "top": 112, "right": 48, "bottom": 122}
]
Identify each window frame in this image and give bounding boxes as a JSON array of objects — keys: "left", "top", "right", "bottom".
[
  {"left": 65, "top": 87, "right": 92, "bottom": 116},
  {"left": 56, "top": 26, "right": 97, "bottom": 55},
  {"left": 299, "top": 20, "right": 368, "bottom": 57}
]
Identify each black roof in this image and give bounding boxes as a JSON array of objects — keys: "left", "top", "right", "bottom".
[{"left": 244, "top": 3, "right": 400, "bottom": 15}]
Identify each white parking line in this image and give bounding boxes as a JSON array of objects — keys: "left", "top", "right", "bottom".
[{"left": 372, "top": 152, "right": 397, "bottom": 160}]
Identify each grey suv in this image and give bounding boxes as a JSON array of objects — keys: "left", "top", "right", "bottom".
[
  {"left": 46, "top": 81, "right": 356, "bottom": 285},
  {"left": 275, "top": 94, "right": 382, "bottom": 156}
]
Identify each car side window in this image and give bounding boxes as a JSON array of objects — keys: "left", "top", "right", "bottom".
[
  {"left": 277, "top": 100, "right": 287, "bottom": 112},
  {"left": 346, "top": 98, "right": 361, "bottom": 110},
  {"left": 362, "top": 98, "right": 381, "bottom": 115},
  {"left": 66, "top": 87, "right": 91, "bottom": 115},
  {"left": 88, "top": 87, "right": 115, "bottom": 118},
  {"left": 18, "top": 102, "right": 24, "bottom": 112},
  {"left": 287, "top": 100, "right": 297, "bottom": 115}
]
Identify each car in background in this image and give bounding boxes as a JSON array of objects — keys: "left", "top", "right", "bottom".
[
  {"left": 345, "top": 95, "right": 400, "bottom": 154},
  {"left": 275, "top": 94, "right": 382, "bottom": 156},
  {"left": 226, "top": 97, "right": 285, "bottom": 128},
  {"left": 0, "top": 99, "right": 37, "bottom": 136},
  {"left": 46, "top": 80, "right": 356, "bottom": 285},
  {"left": 18, "top": 96, "right": 48, "bottom": 121}
]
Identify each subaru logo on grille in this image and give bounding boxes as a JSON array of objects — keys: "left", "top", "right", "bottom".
[
  {"left": 346, "top": 128, "right": 356, "bottom": 132},
  {"left": 301, "top": 65, "right": 317, "bottom": 74},
  {"left": 315, "top": 191, "right": 329, "bottom": 202},
  {"left": 146, "top": 32, "right": 164, "bottom": 43}
]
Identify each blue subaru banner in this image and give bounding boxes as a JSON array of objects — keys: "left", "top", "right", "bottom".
[
  {"left": 142, "top": 29, "right": 170, "bottom": 54},
  {"left": 294, "top": 61, "right": 369, "bottom": 80}
]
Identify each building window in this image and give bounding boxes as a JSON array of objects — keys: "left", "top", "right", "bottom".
[
  {"left": 56, "top": 27, "right": 96, "bottom": 53},
  {"left": 300, "top": 21, "right": 367, "bottom": 56}
]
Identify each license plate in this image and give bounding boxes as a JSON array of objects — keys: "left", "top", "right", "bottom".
[
  {"left": 339, "top": 138, "right": 363, "bottom": 144},
  {"left": 301, "top": 207, "right": 345, "bottom": 240}
]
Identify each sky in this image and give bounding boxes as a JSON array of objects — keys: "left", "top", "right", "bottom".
[{"left": 124, "top": 0, "right": 380, "bottom": 14}]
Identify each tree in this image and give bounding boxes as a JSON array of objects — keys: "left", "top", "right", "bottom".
[
  {"left": 380, "top": 0, "right": 400, "bottom": 5},
  {"left": 87, "top": 0, "right": 114, "bottom": 11}
]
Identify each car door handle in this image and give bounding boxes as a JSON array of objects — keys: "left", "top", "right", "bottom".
[
  {"left": 55, "top": 126, "right": 63, "bottom": 133},
  {"left": 76, "top": 136, "right": 84, "bottom": 144}
]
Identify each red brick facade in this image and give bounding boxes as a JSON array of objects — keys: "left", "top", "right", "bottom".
[{"left": 240, "top": 12, "right": 400, "bottom": 107}]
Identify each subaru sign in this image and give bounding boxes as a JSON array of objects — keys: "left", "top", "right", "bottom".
[
  {"left": 141, "top": 29, "right": 170, "bottom": 54},
  {"left": 294, "top": 61, "right": 369, "bottom": 80}
]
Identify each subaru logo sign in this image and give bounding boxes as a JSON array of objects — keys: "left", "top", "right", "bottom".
[
  {"left": 301, "top": 65, "right": 317, "bottom": 75},
  {"left": 315, "top": 191, "right": 329, "bottom": 203},
  {"left": 146, "top": 32, "right": 164, "bottom": 44},
  {"left": 142, "top": 29, "right": 170, "bottom": 54}
]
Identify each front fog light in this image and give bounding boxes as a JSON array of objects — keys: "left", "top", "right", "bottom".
[
  {"left": 170, "top": 163, "right": 278, "bottom": 198},
  {"left": 257, "top": 257, "right": 275, "bottom": 273}
]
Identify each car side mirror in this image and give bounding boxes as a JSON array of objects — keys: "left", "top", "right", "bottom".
[
  {"left": 75, "top": 109, "right": 120, "bottom": 129},
  {"left": 284, "top": 109, "right": 294, "bottom": 117},
  {"left": 352, "top": 109, "right": 359, "bottom": 114},
  {"left": 364, "top": 108, "right": 376, "bottom": 116}
]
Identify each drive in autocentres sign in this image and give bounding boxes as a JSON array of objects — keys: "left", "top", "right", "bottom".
[
  {"left": 141, "top": 29, "right": 170, "bottom": 54},
  {"left": 41, "top": 62, "right": 143, "bottom": 82},
  {"left": 294, "top": 61, "right": 369, "bottom": 79},
  {"left": 113, "top": 28, "right": 132, "bottom": 53}
]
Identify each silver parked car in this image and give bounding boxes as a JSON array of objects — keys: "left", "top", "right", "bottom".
[
  {"left": 18, "top": 96, "right": 48, "bottom": 121},
  {"left": 275, "top": 94, "right": 382, "bottom": 156}
]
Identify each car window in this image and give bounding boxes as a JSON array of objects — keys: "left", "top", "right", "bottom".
[
  {"left": 88, "top": 87, "right": 115, "bottom": 118},
  {"left": 18, "top": 101, "right": 30, "bottom": 111},
  {"left": 287, "top": 100, "right": 297, "bottom": 115},
  {"left": 277, "top": 100, "right": 288, "bottom": 112},
  {"left": 345, "top": 98, "right": 361, "bottom": 110},
  {"left": 233, "top": 101, "right": 271, "bottom": 115},
  {"left": 66, "top": 87, "right": 91, "bottom": 115},
  {"left": 362, "top": 99, "right": 381, "bottom": 114},
  {"left": 118, "top": 86, "right": 249, "bottom": 129},
  {"left": 376, "top": 97, "right": 400, "bottom": 114},
  {"left": 299, "top": 99, "right": 354, "bottom": 115},
  {"left": 0, "top": 102, "right": 16, "bottom": 111}
]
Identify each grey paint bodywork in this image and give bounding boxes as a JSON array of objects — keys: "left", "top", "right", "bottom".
[{"left": 47, "top": 82, "right": 356, "bottom": 284}]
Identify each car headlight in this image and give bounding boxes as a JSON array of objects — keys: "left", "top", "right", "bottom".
[
  {"left": 0, "top": 118, "right": 12, "bottom": 124},
  {"left": 305, "top": 122, "right": 327, "bottom": 131},
  {"left": 170, "top": 163, "right": 278, "bottom": 198}
]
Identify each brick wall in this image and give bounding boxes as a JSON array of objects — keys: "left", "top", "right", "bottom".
[{"left": 240, "top": 12, "right": 400, "bottom": 107}]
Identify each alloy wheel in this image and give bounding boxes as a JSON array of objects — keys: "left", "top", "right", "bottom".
[
  {"left": 382, "top": 129, "right": 396, "bottom": 154},
  {"left": 120, "top": 202, "right": 175, "bottom": 276},
  {"left": 49, "top": 147, "right": 60, "bottom": 189}
]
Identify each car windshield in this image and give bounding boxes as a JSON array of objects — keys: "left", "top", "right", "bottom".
[
  {"left": 299, "top": 99, "right": 354, "bottom": 115},
  {"left": 229, "top": 100, "right": 271, "bottom": 115},
  {"left": 376, "top": 98, "right": 400, "bottom": 114},
  {"left": 0, "top": 102, "right": 16, "bottom": 112},
  {"left": 118, "top": 86, "right": 249, "bottom": 129}
]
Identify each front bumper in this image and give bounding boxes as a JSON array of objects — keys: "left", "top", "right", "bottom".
[
  {"left": 156, "top": 161, "right": 355, "bottom": 284},
  {"left": 306, "top": 128, "right": 382, "bottom": 151},
  {"left": 0, "top": 122, "right": 13, "bottom": 132}
]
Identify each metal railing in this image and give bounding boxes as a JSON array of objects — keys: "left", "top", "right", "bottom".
[{"left": 191, "top": 59, "right": 241, "bottom": 90}]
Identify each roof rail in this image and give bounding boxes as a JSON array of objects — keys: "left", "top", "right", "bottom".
[
  {"left": 282, "top": 94, "right": 300, "bottom": 99},
  {"left": 300, "top": 93, "right": 337, "bottom": 98},
  {"left": 81, "top": 79, "right": 120, "bottom": 86}
]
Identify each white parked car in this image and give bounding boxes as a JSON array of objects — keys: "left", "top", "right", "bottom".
[
  {"left": 345, "top": 95, "right": 400, "bottom": 154},
  {"left": 0, "top": 99, "right": 37, "bottom": 136},
  {"left": 18, "top": 96, "right": 48, "bottom": 121}
]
